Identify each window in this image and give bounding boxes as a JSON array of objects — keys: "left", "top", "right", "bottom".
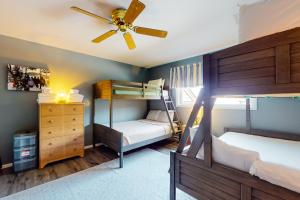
[
  {"left": 214, "top": 98, "right": 257, "bottom": 110},
  {"left": 176, "top": 86, "right": 202, "bottom": 106},
  {"left": 176, "top": 87, "right": 257, "bottom": 110}
]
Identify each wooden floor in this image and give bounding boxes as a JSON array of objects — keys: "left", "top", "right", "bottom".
[{"left": 0, "top": 139, "right": 177, "bottom": 198}]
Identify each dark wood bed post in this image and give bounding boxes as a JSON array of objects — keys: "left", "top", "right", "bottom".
[
  {"left": 109, "top": 99, "right": 113, "bottom": 128},
  {"left": 108, "top": 88, "right": 124, "bottom": 168},
  {"left": 119, "top": 133, "right": 124, "bottom": 168},
  {"left": 170, "top": 151, "right": 176, "bottom": 200},
  {"left": 246, "top": 98, "right": 251, "bottom": 133},
  {"left": 242, "top": 98, "right": 253, "bottom": 198}
]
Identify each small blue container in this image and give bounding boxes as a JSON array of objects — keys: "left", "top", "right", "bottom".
[
  {"left": 13, "top": 132, "right": 36, "bottom": 148},
  {"left": 13, "top": 157, "right": 37, "bottom": 172},
  {"left": 13, "top": 130, "right": 37, "bottom": 172},
  {"left": 13, "top": 146, "right": 36, "bottom": 160}
]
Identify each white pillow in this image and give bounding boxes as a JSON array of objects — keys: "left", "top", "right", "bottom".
[
  {"left": 148, "top": 78, "right": 162, "bottom": 88},
  {"left": 197, "top": 135, "right": 260, "bottom": 172},
  {"left": 146, "top": 110, "right": 161, "bottom": 121},
  {"left": 157, "top": 111, "right": 174, "bottom": 123}
]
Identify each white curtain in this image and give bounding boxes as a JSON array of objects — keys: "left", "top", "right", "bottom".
[{"left": 169, "top": 62, "right": 203, "bottom": 88}]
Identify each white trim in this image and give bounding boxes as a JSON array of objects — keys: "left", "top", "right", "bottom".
[
  {"left": 2, "top": 163, "right": 13, "bottom": 169},
  {"left": 1, "top": 143, "right": 103, "bottom": 169}
]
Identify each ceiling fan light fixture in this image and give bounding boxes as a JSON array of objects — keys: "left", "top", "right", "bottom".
[{"left": 71, "top": 0, "right": 168, "bottom": 50}]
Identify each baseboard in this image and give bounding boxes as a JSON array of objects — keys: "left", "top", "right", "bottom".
[
  {"left": 1, "top": 143, "right": 103, "bottom": 170},
  {"left": 2, "top": 163, "right": 13, "bottom": 169}
]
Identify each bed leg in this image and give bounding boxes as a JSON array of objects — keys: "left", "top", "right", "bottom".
[
  {"left": 119, "top": 151, "right": 123, "bottom": 168},
  {"left": 170, "top": 152, "right": 176, "bottom": 200}
]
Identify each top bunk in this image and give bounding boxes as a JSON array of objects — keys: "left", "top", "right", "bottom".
[
  {"left": 93, "top": 80, "right": 168, "bottom": 100},
  {"left": 206, "top": 27, "right": 300, "bottom": 97}
]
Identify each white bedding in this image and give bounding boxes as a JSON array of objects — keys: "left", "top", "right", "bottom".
[
  {"left": 188, "top": 130, "right": 300, "bottom": 193},
  {"left": 220, "top": 132, "right": 300, "bottom": 193},
  {"left": 110, "top": 119, "right": 174, "bottom": 146},
  {"left": 220, "top": 132, "right": 300, "bottom": 171},
  {"left": 250, "top": 160, "right": 300, "bottom": 193}
]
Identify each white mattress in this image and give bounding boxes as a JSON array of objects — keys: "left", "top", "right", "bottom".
[
  {"left": 220, "top": 132, "right": 300, "bottom": 193},
  {"left": 111, "top": 119, "right": 174, "bottom": 146},
  {"left": 220, "top": 132, "right": 300, "bottom": 171}
]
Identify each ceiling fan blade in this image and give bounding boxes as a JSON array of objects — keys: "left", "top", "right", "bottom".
[
  {"left": 124, "top": 0, "right": 145, "bottom": 24},
  {"left": 92, "top": 30, "right": 118, "bottom": 43},
  {"left": 134, "top": 26, "right": 168, "bottom": 38},
  {"left": 123, "top": 32, "right": 136, "bottom": 50},
  {"left": 71, "top": 6, "right": 111, "bottom": 23}
]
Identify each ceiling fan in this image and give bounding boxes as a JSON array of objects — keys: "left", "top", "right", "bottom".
[{"left": 71, "top": 0, "right": 168, "bottom": 50}]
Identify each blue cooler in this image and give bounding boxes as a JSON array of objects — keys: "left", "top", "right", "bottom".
[{"left": 13, "top": 130, "right": 37, "bottom": 172}]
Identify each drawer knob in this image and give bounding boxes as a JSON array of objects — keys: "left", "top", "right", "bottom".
[
  {"left": 73, "top": 138, "right": 77, "bottom": 141},
  {"left": 48, "top": 120, "right": 53, "bottom": 123},
  {"left": 73, "top": 108, "right": 76, "bottom": 111},
  {"left": 49, "top": 108, "right": 53, "bottom": 112},
  {"left": 72, "top": 118, "right": 76, "bottom": 121},
  {"left": 73, "top": 129, "right": 76, "bottom": 131},
  {"left": 48, "top": 142, "right": 52, "bottom": 146},
  {"left": 48, "top": 131, "right": 52, "bottom": 134}
]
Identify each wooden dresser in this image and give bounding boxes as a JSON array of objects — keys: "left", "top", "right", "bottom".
[{"left": 39, "top": 103, "right": 84, "bottom": 168}]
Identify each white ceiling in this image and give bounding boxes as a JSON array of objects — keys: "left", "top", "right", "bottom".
[{"left": 0, "top": 0, "right": 262, "bottom": 67}]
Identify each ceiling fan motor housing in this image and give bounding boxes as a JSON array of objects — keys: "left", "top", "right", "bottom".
[{"left": 112, "top": 9, "right": 131, "bottom": 32}]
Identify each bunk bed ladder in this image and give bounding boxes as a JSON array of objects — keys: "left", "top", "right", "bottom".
[{"left": 162, "top": 96, "right": 183, "bottom": 141}]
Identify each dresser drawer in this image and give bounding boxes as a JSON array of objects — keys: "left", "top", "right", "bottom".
[
  {"left": 40, "top": 148, "right": 66, "bottom": 163},
  {"left": 40, "top": 116, "right": 63, "bottom": 128},
  {"left": 40, "top": 126, "right": 64, "bottom": 139},
  {"left": 40, "top": 104, "right": 63, "bottom": 116},
  {"left": 65, "top": 145, "right": 83, "bottom": 157},
  {"left": 64, "top": 124, "right": 84, "bottom": 135},
  {"left": 40, "top": 137, "right": 65, "bottom": 150},
  {"left": 63, "top": 105, "right": 84, "bottom": 115},
  {"left": 63, "top": 115, "right": 83, "bottom": 124},
  {"left": 65, "top": 134, "right": 84, "bottom": 146}
]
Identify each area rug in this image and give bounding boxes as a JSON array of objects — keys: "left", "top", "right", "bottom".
[{"left": 1, "top": 149, "right": 194, "bottom": 200}]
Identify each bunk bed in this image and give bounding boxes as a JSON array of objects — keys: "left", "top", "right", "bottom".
[
  {"left": 92, "top": 80, "right": 178, "bottom": 168},
  {"left": 170, "top": 27, "right": 300, "bottom": 200}
]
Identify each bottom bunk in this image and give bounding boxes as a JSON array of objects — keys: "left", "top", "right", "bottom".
[
  {"left": 171, "top": 129, "right": 300, "bottom": 200},
  {"left": 93, "top": 117, "right": 176, "bottom": 168}
]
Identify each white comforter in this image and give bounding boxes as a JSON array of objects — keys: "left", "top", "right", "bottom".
[
  {"left": 111, "top": 119, "right": 174, "bottom": 146},
  {"left": 250, "top": 160, "right": 300, "bottom": 193},
  {"left": 220, "top": 132, "right": 300, "bottom": 171},
  {"left": 220, "top": 132, "right": 300, "bottom": 193}
]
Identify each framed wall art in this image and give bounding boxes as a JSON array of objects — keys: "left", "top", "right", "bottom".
[{"left": 7, "top": 64, "right": 50, "bottom": 92}]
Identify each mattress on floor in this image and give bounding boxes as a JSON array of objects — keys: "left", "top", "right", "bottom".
[{"left": 110, "top": 119, "right": 175, "bottom": 146}]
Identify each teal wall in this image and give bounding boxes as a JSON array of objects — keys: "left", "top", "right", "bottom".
[
  {"left": 148, "top": 56, "right": 300, "bottom": 136},
  {"left": 2, "top": 33, "right": 300, "bottom": 165},
  {"left": 0, "top": 35, "right": 147, "bottom": 164}
]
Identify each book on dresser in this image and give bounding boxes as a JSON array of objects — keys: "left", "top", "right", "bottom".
[{"left": 39, "top": 103, "right": 84, "bottom": 169}]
